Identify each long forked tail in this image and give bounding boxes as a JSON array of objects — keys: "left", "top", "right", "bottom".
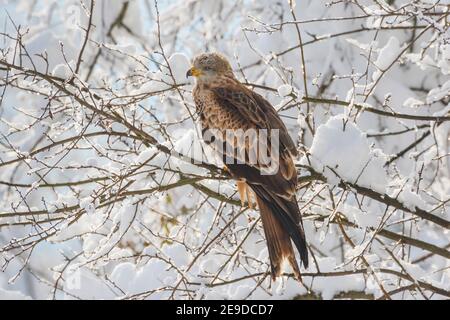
[{"left": 251, "top": 184, "right": 308, "bottom": 280}]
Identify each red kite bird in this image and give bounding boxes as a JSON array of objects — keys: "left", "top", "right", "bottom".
[{"left": 186, "top": 52, "right": 308, "bottom": 280}]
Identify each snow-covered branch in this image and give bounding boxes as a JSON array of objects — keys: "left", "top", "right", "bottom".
[{"left": 0, "top": 0, "right": 448, "bottom": 300}]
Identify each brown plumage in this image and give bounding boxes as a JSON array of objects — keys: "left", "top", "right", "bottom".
[{"left": 186, "top": 52, "right": 308, "bottom": 280}]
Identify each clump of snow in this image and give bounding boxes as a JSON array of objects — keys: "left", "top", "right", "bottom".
[
  {"left": 107, "top": 250, "right": 187, "bottom": 299},
  {"left": 341, "top": 203, "right": 381, "bottom": 229},
  {"left": 277, "top": 84, "right": 292, "bottom": 97},
  {"left": 136, "top": 146, "right": 157, "bottom": 164},
  {"left": 388, "top": 184, "right": 431, "bottom": 212},
  {"left": 172, "top": 128, "right": 205, "bottom": 164},
  {"left": 403, "top": 97, "right": 424, "bottom": 109},
  {"left": 346, "top": 38, "right": 373, "bottom": 52},
  {"left": 297, "top": 114, "right": 307, "bottom": 130},
  {"left": 305, "top": 257, "right": 365, "bottom": 299},
  {"left": 131, "top": 52, "right": 190, "bottom": 95},
  {"left": 168, "top": 53, "right": 191, "bottom": 84},
  {"left": 79, "top": 197, "right": 95, "bottom": 214},
  {"left": 426, "top": 80, "right": 450, "bottom": 104},
  {"left": 306, "top": 115, "right": 387, "bottom": 193},
  {"left": 375, "top": 36, "right": 402, "bottom": 70},
  {"left": 0, "top": 288, "right": 32, "bottom": 300},
  {"left": 52, "top": 63, "right": 72, "bottom": 78},
  {"left": 437, "top": 44, "right": 450, "bottom": 75}
]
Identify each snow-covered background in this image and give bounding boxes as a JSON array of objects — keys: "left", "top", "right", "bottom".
[{"left": 0, "top": 0, "right": 449, "bottom": 299}]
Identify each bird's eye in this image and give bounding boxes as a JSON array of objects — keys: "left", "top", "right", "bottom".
[{"left": 203, "top": 66, "right": 212, "bottom": 71}]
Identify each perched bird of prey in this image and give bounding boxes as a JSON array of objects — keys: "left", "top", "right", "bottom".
[{"left": 186, "top": 53, "right": 308, "bottom": 280}]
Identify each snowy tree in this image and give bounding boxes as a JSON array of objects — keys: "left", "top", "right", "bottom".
[{"left": 0, "top": 0, "right": 449, "bottom": 299}]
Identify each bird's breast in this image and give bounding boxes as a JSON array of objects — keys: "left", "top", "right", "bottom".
[{"left": 193, "top": 88, "right": 251, "bottom": 132}]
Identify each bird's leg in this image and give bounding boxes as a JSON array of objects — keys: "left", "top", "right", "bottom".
[
  {"left": 237, "top": 180, "right": 256, "bottom": 209},
  {"left": 246, "top": 185, "right": 254, "bottom": 209},
  {"left": 225, "top": 166, "right": 255, "bottom": 209},
  {"left": 237, "top": 180, "right": 247, "bottom": 207}
]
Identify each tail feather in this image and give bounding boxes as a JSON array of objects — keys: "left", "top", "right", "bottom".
[
  {"left": 251, "top": 184, "right": 308, "bottom": 280},
  {"left": 257, "top": 197, "right": 302, "bottom": 280}
]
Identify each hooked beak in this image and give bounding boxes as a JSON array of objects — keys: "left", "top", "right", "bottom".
[{"left": 186, "top": 67, "right": 202, "bottom": 78}]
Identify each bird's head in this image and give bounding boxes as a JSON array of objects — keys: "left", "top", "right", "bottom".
[{"left": 186, "top": 52, "right": 233, "bottom": 82}]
